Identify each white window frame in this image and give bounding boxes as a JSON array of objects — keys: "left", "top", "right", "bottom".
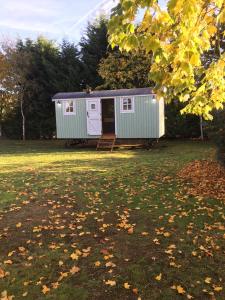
[
  {"left": 120, "top": 96, "right": 135, "bottom": 113},
  {"left": 63, "top": 100, "right": 76, "bottom": 116}
]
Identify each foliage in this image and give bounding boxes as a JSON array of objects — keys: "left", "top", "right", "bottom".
[
  {"left": 98, "top": 49, "right": 201, "bottom": 138},
  {"left": 98, "top": 49, "right": 152, "bottom": 89},
  {"left": 80, "top": 18, "right": 110, "bottom": 88},
  {"left": 58, "top": 40, "right": 84, "bottom": 92},
  {"left": 207, "top": 109, "right": 225, "bottom": 162},
  {"left": 165, "top": 102, "right": 201, "bottom": 138},
  {"left": 0, "top": 140, "right": 224, "bottom": 299},
  {"left": 108, "top": 0, "right": 225, "bottom": 119},
  {"left": 1, "top": 38, "right": 84, "bottom": 139},
  {"left": 1, "top": 42, "right": 34, "bottom": 140},
  {"left": 0, "top": 53, "right": 17, "bottom": 137},
  {"left": 0, "top": 18, "right": 111, "bottom": 139}
]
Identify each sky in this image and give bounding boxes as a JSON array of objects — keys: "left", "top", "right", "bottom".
[{"left": 0, "top": 0, "right": 165, "bottom": 44}]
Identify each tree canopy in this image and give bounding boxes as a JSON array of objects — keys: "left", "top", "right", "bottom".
[
  {"left": 108, "top": 0, "right": 225, "bottom": 119},
  {"left": 98, "top": 50, "right": 152, "bottom": 89},
  {"left": 80, "top": 18, "right": 110, "bottom": 88}
]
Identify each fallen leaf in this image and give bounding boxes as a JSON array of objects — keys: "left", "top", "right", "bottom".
[
  {"left": 4, "top": 260, "right": 12, "bottom": 265},
  {"left": 94, "top": 261, "right": 101, "bottom": 267},
  {"left": 70, "top": 266, "right": 80, "bottom": 274},
  {"left": 70, "top": 253, "right": 79, "bottom": 260},
  {"left": 204, "top": 277, "right": 211, "bottom": 284},
  {"left": 105, "top": 280, "right": 116, "bottom": 286},
  {"left": 42, "top": 285, "right": 50, "bottom": 294},
  {"left": 124, "top": 282, "right": 130, "bottom": 289},
  {"left": 128, "top": 227, "right": 134, "bottom": 234},
  {"left": 177, "top": 285, "right": 185, "bottom": 294},
  {"left": 155, "top": 273, "right": 162, "bottom": 281},
  {"left": 0, "top": 268, "right": 6, "bottom": 278},
  {"left": 214, "top": 286, "right": 223, "bottom": 292},
  {"left": 58, "top": 261, "right": 64, "bottom": 267},
  {"left": 1, "top": 290, "right": 14, "bottom": 300}
]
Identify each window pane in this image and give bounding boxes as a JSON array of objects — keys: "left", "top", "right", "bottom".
[
  {"left": 123, "top": 104, "right": 127, "bottom": 110},
  {"left": 91, "top": 103, "right": 96, "bottom": 110},
  {"left": 128, "top": 104, "right": 132, "bottom": 110}
]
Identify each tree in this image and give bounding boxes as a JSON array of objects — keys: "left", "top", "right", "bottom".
[
  {"left": 20, "top": 37, "right": 60, "bottom": 139},
  {"left": 80, "top": 18, "right": 110, "bottom": 88},
  {"left": 0, "top": 53, "right": 16, "bottom": 137},
  {"left": 98, "top": 50, "right": 152, "bottom": 89},
  {"left": 108, "top": 0, "right": 225, "bottom": 119},
  {"left": 1, "top": 44, "right": 33, "bottom": 140},
  {"left": 58, "top": 40, "right": 84, "bottom": 92}
]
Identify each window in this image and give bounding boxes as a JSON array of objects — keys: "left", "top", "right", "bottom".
[
  {"left": 64, "top": 100, "right": 76, "bottom": 115},
  {"left": 91, "top": 103, "right": 96, "bottom": 110},
  {"left": 120, "top": 97, "right": 134, "bottom": 113}
]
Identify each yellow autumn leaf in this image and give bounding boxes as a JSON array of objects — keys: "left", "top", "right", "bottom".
[
  {"left": 190, "top": 53, "right": 200, "bottom": 66},
  {"left": 155, "top": 273, "right": 162, "bottom": 281},
  {"left": 128, "top": 227, "right": 134, "bottom": 234},
  {"left": 207, "top": 25, "right": 217, "bottom": 35},
  {"left": 141, "top": 232, "right": 149, "bottom": 236},
  {"left": 58, "top": 261, "right": 64, "bottom": 267},
  {"left": 177, "top": 285, "right": 185, "bottom": 294},
  {"left": 51, "top": 282, "right": 59, "bottom": 289},
  {"left": 94, "top": 261, "right": 101, "bottom": 267},
  {"left": 16, "top": 222, "right": 22, "bottom": 228},
  {"left": 105, "top": 280, "right": 116, "bottom": 286},
  {"left": 70, "top": 266, "right": 80, "bottom": 274},
  {"left": 0, "top": 268, "right": 6, "bottom": 278},
  {"left": 204, "top": 277, "right": 211, "bottom": 284},
  {"left": 42, "top": 285, "right": 50, "bottom": 294},
  {"left": 1, "top": 290, "right": 14, "bottom": 300},
  {"left": 4, "top": 260, "right": 12, "bottom": 265},
  {"left": 214, "top": 286, "right": 223, "bottom": 292},
  {"left": 124, "top": 282, "right": 130, "bottom": 289},
  {"left": 163, "top": 232, "right": 171, "bottom": 237},
  {"left": 70, "top": 253, "right": 79, "bottom": 260}
]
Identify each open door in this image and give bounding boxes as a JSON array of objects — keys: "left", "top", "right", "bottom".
[
  {"left": 101, "top": 98, "right": 115, "bottom": 134},
  {"left": 86, "top": 99, "right": 102, "bottom": 136}
]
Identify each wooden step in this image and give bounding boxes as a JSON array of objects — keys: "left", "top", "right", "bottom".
[{"left": 96, "top": 135, "right": 116, "bottom": 152}]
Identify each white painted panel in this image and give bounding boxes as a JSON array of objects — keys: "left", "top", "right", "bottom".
[{"left": 86, "top": 99, "right": 102, "bottom": 135}]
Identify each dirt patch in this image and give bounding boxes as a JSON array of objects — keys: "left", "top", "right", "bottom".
[{"left": 178, "top": 160, "right": 225, "bottom": 200}]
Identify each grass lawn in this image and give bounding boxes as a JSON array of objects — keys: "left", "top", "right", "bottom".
[{"left": 0, "top": 140, "right": 224, "bottom": 300}]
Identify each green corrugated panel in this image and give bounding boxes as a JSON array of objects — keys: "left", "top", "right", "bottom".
[
  {"left": 55, "top": 99, "right": 100, "bottom": 139},
  {"left": 115, "top": 96, "right": 160, "bottom": 138},
  {"left": 55, "top": 95, "right": 164, "bottom": 139}
]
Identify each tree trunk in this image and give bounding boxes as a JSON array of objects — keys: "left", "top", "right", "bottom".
[
  {"left": 0, "top": 123, "right": 2, "bottom": 139},
  {"left": 200, "top": 116, "right": 204, "bottom": 141},
  {"left": 20, "top": 99, "right": 26, "bottom": 141}
]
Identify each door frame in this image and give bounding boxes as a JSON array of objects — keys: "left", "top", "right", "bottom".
[
  {"left": 86, "top": 97, "right": 117, "bottom": 137},
  {"left": 86, "top": 98, "right": 102, "bottom": 136},
  {"left": 100, "top": 97, "right": 117, "bottom": 136}
]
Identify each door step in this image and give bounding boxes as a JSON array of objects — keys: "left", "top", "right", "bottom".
[{"left": 96, "top": 135, "right": 116, "bottom": 152}]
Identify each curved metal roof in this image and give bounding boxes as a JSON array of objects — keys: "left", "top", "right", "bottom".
[{"left": 52, "top": 87, "right": 154, "bottom": 100}]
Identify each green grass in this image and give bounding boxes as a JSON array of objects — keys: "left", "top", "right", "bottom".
[{"left": 0, "top": 140, "right": 224, "bottom": 300}]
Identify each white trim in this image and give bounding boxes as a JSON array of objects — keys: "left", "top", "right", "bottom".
[
  {"left": 120, "top": 96, "right": 135, "bottom": 113},
  {"left": 63, "top": 100, "right": 76, "bottom": 116},
  {"left": 86, "top": 98, "right": 102, "bottom": 135},
  {"left": 114, "top": 98, "right": 117, "bottom": 137}
]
